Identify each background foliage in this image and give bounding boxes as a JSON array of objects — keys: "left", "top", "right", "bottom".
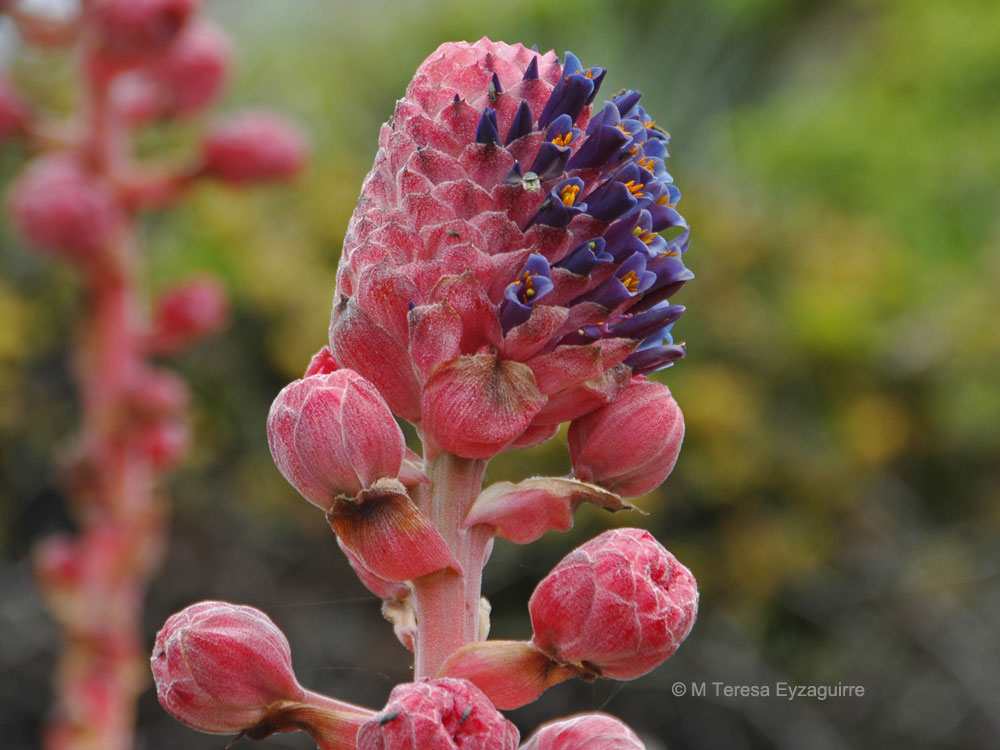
[{"left": 2, "top": 0, "right": 999, "bottom": 748}]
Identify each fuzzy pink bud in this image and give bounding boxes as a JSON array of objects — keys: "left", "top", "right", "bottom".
[
  {"left": 117, "top": 20, "right": 230, "bottom": 120},
  {"left": 529, "top": 528, "right": 697, "bottom": 680},
  {"left": 520, "top": 713, "right": 645, "bottom": 750},
  {"left": 267, "top": 369, "right": 405, "bottom": 509},
  {"left": 151, "top": 600, "right": 304, "bottom": 735},
  {"left": 357, "top": 678, "right": 518, "bottom": 750},
  {"left": 568, "top": 376, "right": 684, "bottom": 497},
  {"left": 149, "top": 277, "right": 229, "bottom": 352},
  {"left": 90, "top": 0, "right": 196, "bottom": 61},
  {"left": 201, "top": 111, "right": 307, "bottom": 184},
  {"left": 7, "top": 155, "right": 124, "bottom": 261},
  {"left": 137, "top": 417, "right": 190, "bottom": 471}
]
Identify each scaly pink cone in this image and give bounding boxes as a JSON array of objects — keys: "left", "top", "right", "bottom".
[
  {"left": 520, "top": 713, "right": 646, "bottom": 750},
  {"left": 357, "top": 678, "right": 519, "bottom": 750},
  {"left": 332, "top": 38, "right": 693, "bottom": 449},
  {"left": 568, "top": 376, "right": 684, "bottom": 497},
  {"left": 529, "top": 528, "right": 698, "bottom": 680}
]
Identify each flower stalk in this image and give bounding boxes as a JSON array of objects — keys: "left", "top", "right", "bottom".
[{"left": 151, "top": 37, "right": 700, "bottom": 750}]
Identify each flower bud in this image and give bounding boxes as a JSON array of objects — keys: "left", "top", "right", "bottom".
[
  {"left": 149, "top": 277, "right": 229, "bottom": 353},
  {"left": 529, "top": 528, "right": 697, "bottom": 680},
  {"left": 136, "top": 416, "right": 190, "bottom": 471},
  {"left": 521, "top": 713, "right": 645, "bottom": 750},
  {"left": 267, "top": 369, "right": 405, "bottom": 509},
  {"left": 7, "top": 155, "right": 124, "bottom": 261},
  {"left": 568, "top": 376, "right": 684, "bottom": 497},
  {"left": 201, "top": 111, "right": 307, "bottom": 184},
  {"left": 357, "top": 678, "right": 518, "bottom": 750},
  {"left": 151, "top": 600, "right": 304, "bottom": 734},
  {"left": 117, "top": 20, "right": 230, "bottom": 121},
  {"left": 90, "top": 0, "right": 196, "bottom": 61}
]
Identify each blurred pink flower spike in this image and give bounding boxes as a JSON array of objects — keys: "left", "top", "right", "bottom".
[
  {"left": 520, "top": 712, "right": 647, "bottom": 750},
  {"left": 437, "top": 640, "right": 576, "bottom": 710},
  {"left": 462, "top": 476, "right": 638, "bottom": 544},
  {"left": 569, "top": 376, "right": 684, "bottom": 497},
  {"left": 326, "top": 477, "right": 461, "bottom": 583},
  {"left": 357, "top": 678, "right": 519, "bottom": 750},
  {"left": 529, "top": 528, "right": 698, "bottom": 680}
]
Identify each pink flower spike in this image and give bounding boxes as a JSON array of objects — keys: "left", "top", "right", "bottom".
[
  {"left": 267, "top": 369, "right": 405, "bottom": 509},
  {"left": 568, "top": 376, "right": 684, "bottom": 497},
  {"left": 529, "top": 528, "right": 698, "bottom": 680},
  {"left": 357, "top": 678, "right": 519, "bottom": 750},
  {"left": 151, "top": 600, "right": 304, "bottom": 735},
  {"left": 7, "top": 155, "right": 124, "bottom": 262},
  {"left": 520, "top": 713, "right": 646, "bottom": 750},
  {"left": 463, "top": 477, "right": 636, "bottom": 545},
  {"left": 201, "top": 110, "right": 307, "bottom": 184}
]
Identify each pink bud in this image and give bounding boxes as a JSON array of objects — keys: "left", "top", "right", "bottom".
[
  {"left": 7, "top": 155, "right": 124, "bottom": 261},
  {"left": 529, "top": 528, "right": 697, "bottom": 680},
  {"left": 267, "top": 369, "right": 405, "bottom": 509},
  {"left": 568, "top": 376, "right": 684, "bottom": 497},
  {"left": 521, "top": 713, "right": 645, "bottom": 750},
  {"left": 151, "top": 600, "right": 304, "bottom": 734},
  {"left": 201, "top": 111, "right": 307, "bottom": 184},
  {"left": 117, "top": 20, "right": 230, "bottom": 120},
  {"left": 125, "top": 367, "right": 190, "bottom": 418},
  {"left": 137, "top": 417, "right": 190, "bottom": 471},
  {"left": 90, "top": 0, "right": 196, "bottom": 61},
  {"left": 357, "top": 678, "right": 518, "bottom": 750},
  {"left": 149, "top": 277, "right": 229, "bottom": 353}
]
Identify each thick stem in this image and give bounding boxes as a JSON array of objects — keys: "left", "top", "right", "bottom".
[{"left": 411, "top": 453, "right": 491, "bottom": 680}]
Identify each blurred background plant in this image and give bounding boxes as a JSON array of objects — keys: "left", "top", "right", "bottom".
[{"left": 1, "top": 0, "right": 998, "bottom": 749}]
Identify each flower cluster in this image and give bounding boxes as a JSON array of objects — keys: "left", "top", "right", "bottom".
[
  {"left": 152, "top": 38, "right": 697, "bottom": 749},
  {"left": 2, "top": 1, "right": 305, "bottom": 747}
]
